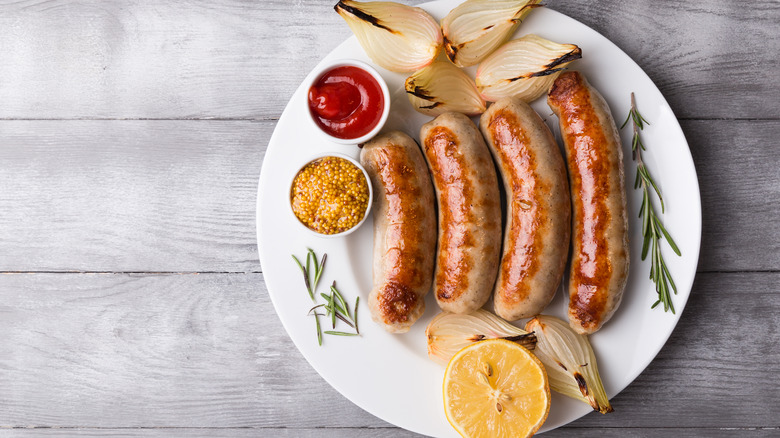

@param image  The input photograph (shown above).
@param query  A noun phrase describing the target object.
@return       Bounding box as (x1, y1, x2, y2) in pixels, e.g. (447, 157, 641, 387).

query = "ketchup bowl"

(305, 59, 391, 145)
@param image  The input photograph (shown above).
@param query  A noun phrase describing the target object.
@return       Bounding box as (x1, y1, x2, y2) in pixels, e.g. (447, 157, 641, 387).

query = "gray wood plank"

(1, 119, 778, 273)
(0, 427, 777, 437)
(687, 120, 780, 272)
(0, 120, 264, 272)
(0, 272, 777, 430)
(0, 0, 776, 120)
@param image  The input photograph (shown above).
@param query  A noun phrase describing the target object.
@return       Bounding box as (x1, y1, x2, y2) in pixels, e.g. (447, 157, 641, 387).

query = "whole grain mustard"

(291, 156, 370, 235)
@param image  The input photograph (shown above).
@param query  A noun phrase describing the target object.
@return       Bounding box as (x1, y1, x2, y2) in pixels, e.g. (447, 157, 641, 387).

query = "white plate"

(257, 2, 701, 436)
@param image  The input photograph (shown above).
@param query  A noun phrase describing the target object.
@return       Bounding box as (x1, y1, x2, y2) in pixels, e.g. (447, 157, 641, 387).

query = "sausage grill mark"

(480, 97, 570, 322)
(488, 111, 545, 304)
(424, 127, 476, 302)
(375, 149, 429, 296)
(421, 113, 502, 315)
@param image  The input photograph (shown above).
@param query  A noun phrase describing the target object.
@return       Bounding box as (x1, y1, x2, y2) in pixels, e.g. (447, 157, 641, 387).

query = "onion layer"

(441, 0, 542, 67)
(476, 34, 582, 102)
(405, 61, 486, 117)
(525, 315, 613, 414)
(426, 309, 536, 366)
(335, 1, 442, 73)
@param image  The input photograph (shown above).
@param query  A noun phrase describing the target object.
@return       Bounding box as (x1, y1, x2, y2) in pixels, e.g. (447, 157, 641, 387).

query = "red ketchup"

(308, 65, 384, 140)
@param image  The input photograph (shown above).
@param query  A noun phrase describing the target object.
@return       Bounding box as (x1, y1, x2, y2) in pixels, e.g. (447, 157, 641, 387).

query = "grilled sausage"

(420, 112, 502, 314)
(479, 97, 571, 321)
(547, 71, 630, 334)
(360, 131, 436, 333)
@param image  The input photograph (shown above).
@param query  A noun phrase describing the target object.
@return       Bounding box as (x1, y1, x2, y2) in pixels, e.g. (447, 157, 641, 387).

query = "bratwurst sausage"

(479, 97, 571, 321)
(547, 71, 630, 334)
(360, 131, 436, 333)
(420, 112, 502, 314)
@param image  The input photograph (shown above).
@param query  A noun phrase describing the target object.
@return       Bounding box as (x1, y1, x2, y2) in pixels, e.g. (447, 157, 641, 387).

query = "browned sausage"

(420, 112, 502, 314)
(360, 131, 436, 333)
(547, 71, 630, 334)
(479, 97, 570, 321)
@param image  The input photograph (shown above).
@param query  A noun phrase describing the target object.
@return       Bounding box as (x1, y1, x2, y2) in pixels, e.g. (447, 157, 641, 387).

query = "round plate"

(257, 2, 701, 436)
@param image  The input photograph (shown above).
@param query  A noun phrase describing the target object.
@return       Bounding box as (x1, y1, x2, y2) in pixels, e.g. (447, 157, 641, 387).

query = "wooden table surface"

(1, 0, 778, 436)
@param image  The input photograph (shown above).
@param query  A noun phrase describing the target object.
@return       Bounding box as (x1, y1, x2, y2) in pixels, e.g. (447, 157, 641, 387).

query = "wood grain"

(0, 272, 777, 430)
(0, 120, 264, 273)
(1, 120, 777, 273)
(0, 0, 776, 120)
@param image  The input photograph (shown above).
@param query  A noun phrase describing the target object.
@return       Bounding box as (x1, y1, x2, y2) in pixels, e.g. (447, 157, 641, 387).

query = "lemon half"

(443, 339, 550, 438)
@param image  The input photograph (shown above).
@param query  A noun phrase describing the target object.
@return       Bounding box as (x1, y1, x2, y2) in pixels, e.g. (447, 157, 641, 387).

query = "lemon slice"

(443, 339, 550, 438)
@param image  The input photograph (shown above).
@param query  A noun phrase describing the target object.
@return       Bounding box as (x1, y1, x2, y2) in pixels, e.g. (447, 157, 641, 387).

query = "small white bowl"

(304, 59, 391, 145)
(289, 153, 373, 238)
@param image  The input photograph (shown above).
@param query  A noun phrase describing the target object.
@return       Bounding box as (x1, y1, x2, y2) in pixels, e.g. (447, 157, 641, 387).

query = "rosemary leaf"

(313, 253, 327, 292)
(331, 283, 352, 320)
(292, 254, 314, 301)
(320, 293, 349, 317)
(642, 190, 650, 236)
(329, 290, 336, 329)
(291, 254, 304, 272)
(324, 331, 360, 337)
(354, 296, 360, 334)
(641, 166, 664, 212)
(308, 248, 318, 275)
(313, 312, 323, 346)
(641, 231, 651, 260)
(661, 256, 678, 293)
(308, 304, 325, 314)
(657, 220, 682, 256)
(306, 251, 313, 287)
(621, 113, 631, 129)
(335, 313, 355, 328)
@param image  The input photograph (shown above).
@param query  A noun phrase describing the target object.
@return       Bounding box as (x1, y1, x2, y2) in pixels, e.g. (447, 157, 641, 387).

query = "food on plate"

(360, 131, 436, 333)
(443, 339, 550, 438)
(623, 93, 682, 313)
(477, 34, 581, 102)
(335, 0, 442, 73)
(525, 315, 613, 414)
(420, 113, 502, 314)
(308, 64, 385, 140)
(548, 71, 630, 334)
(290, 156, 370, 235)
(441, 0, 542, 67)
(405, 61, 486, 117)
(479, 97, 570, 321)
(425, 309, 536, 366)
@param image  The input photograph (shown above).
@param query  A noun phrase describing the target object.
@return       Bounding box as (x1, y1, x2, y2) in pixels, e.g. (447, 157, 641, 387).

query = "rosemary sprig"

(292, 249, 360, 345)
(622, 92, 682, 313)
